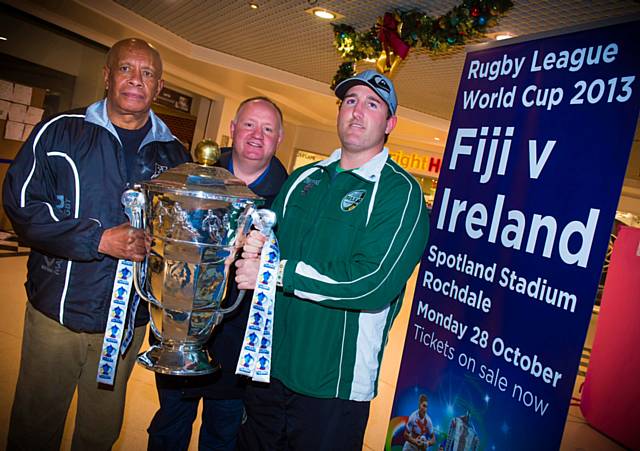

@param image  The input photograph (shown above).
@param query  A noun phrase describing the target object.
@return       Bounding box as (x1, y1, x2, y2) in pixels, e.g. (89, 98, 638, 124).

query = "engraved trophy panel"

(145, 191, 244, 344)
(123, 143, 264, 376)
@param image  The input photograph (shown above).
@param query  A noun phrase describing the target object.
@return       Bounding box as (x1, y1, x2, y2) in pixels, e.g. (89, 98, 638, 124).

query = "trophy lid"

(141, 162, 263, 203)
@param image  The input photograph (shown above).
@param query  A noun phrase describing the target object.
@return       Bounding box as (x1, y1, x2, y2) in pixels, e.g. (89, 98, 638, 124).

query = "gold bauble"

(192, 139, 221, 166)
(375, 52, 403, 79)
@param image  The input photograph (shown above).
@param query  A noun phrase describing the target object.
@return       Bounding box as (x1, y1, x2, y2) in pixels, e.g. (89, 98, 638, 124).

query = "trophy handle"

(219, 207, 277, 315)
(121, 189, 163, 309)
(219, 290, 246, 315)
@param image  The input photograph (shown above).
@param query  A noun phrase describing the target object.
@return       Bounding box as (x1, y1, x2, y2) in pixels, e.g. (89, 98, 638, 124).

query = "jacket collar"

(85, 99, 176, 148)
(314, 147, 389, 183)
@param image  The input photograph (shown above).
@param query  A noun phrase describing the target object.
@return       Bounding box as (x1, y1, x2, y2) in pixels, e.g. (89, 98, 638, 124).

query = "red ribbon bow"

(378, 12, 410, 66)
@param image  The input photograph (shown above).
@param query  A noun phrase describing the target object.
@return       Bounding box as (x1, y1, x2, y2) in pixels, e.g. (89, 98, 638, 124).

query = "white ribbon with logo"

(235, 230, 279, 383)
(97, 259, 134, 385)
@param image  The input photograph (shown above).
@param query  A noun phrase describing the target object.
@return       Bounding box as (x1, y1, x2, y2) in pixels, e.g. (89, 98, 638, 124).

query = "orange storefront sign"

(389, 149, 442, 176)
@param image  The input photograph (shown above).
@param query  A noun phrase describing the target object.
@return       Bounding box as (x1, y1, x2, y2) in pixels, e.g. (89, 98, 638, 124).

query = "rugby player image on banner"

(401, 394, 437, 450)
(386, 18, 640, 451)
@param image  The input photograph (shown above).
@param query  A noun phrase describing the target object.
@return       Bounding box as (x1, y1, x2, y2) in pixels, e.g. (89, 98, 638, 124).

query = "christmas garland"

(331, 0, 514, 89)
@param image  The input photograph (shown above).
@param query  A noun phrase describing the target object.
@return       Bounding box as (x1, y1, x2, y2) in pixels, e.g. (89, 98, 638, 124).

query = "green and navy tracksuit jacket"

(271, 148, 429, 401)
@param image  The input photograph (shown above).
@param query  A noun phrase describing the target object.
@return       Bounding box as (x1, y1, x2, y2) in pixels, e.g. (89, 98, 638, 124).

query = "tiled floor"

(0, 254, 628, 450)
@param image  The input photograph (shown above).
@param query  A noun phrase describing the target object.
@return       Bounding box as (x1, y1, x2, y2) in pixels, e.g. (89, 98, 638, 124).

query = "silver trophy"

(121, 141, 272, 375)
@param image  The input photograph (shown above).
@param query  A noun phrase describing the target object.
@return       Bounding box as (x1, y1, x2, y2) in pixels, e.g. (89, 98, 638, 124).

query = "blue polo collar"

(227, 155, 273, 190)
(85, 99, 176, 149)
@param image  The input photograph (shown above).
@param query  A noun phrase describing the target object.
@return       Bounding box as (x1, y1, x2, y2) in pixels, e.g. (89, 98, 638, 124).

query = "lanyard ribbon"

(98, 188, 147, 385)
(235, 230, 279, 383)
(97, 258, 135, 385)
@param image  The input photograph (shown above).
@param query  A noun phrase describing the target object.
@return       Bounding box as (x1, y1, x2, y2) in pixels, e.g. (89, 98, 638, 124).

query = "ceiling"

(3, 0, 639, 153)
(112, 0, 640, 120)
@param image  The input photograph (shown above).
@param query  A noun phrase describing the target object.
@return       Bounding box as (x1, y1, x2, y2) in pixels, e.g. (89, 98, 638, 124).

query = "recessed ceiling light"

(434, 137, 441, 142)
(0, 36, 7, 41)
(485, 32, 516, 42)
(249, 2, 259, 9)
(495, 33, 514, 41)
(314, 9, 335, 19)
(305, 7, 344, 20)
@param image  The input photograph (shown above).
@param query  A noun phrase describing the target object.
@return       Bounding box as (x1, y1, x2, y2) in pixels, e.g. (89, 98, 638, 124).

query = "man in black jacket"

(147, 97, 288, 451)
(3, 38, 189, 451)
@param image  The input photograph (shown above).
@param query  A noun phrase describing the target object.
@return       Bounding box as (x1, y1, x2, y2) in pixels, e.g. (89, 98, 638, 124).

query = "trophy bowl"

(122, 162, 263, 375)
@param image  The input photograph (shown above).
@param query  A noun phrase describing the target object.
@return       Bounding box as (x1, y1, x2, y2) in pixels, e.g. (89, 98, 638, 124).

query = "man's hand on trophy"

(235, 230, 267, 290)
(240, 230, 267, 260)
(99, 222, 151, 261)
(235, 258, 261, 290)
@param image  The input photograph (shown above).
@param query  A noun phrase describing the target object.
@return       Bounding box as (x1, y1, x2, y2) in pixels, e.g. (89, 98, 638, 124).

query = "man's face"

(419, 401, 428, 416)
(104, 43, 163, 124)
(231, 100, 283, 166)
(337, 84, 396, 154)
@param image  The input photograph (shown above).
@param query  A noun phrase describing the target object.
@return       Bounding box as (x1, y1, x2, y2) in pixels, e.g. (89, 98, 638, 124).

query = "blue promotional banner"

(387, 20, 640, 451)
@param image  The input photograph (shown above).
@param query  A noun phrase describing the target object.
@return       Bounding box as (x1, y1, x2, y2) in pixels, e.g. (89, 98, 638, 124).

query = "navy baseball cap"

(334, 70, 398, 115)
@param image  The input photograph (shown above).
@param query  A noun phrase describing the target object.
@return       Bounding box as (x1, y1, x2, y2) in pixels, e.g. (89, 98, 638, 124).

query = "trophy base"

(137, 344, 221, 376)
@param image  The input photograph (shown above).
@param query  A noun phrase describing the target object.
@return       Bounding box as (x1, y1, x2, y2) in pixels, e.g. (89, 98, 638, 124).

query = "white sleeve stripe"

(282, 167, 321, 217)
(366, 176, 380, 226)
(89, 218, 102, 227)
(47, 152, 80, 218)
(295, 262, 339, 284)
(43, 202, 59, 222)
(295, 164, 414, 287)
(20, 114, 85, 208)
(46, 151, 81, 326)
(293, 288, 334, 301)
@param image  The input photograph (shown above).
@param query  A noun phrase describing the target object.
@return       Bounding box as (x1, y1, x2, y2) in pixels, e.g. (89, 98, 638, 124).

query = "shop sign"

(389, 149, 442, 176)
(155, 87, 192, 113)
(292, 149, 326, 170)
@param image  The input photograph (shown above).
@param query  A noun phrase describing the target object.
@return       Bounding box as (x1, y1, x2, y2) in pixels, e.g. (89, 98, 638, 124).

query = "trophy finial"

(192, 139, 221, 166)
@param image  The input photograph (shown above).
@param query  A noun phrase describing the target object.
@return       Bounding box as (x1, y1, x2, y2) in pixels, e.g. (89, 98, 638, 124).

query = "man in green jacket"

(236, 70, 430, 450)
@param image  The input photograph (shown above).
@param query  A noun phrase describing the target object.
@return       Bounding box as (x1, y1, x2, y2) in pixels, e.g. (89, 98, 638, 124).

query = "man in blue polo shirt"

(147, 97, 288, 451)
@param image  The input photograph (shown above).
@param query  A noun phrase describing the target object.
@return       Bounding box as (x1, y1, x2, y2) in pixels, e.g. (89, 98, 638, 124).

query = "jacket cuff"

(92, 225, 106, 261)
(281, 259, 297, 294)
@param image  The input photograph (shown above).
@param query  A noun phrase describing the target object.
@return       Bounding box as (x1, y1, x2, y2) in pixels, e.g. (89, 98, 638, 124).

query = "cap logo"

(370, 75, 391, 94)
